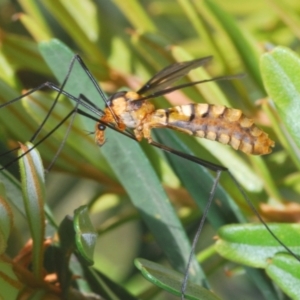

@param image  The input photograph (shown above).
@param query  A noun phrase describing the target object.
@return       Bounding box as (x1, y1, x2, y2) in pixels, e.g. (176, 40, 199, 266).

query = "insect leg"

(229, 172, 300, 262)
(181, 170, 222, 300)
(77, 94, 137, 146)
(46, 94, 81, 171)
(149, 136, 300, 299)
(1, 107, 78, 170)
(0, 81, 105, 163)
(0, 81, 70, 160)
(1, 55, 82, 145)
(149, 140, 227, 172)
(66, 55, 119, 124)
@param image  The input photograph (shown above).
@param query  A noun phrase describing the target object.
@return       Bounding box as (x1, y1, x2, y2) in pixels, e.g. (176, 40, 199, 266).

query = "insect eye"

(98, 124, 106, 131)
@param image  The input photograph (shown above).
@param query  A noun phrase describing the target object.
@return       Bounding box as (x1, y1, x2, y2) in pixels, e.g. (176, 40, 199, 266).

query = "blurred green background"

(0, 0, 300, 299)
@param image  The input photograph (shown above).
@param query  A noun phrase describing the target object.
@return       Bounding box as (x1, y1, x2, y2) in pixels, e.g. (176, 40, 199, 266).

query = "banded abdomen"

(150, 104, 274, 155)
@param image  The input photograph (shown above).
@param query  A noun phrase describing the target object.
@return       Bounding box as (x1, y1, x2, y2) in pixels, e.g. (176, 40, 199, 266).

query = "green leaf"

(101, 128, 205, 281)
(1, 35, 50, 77)
(154, 131, 283, 299)
(59, 0, 99, 42)
(57, 216, 75, 294)
(111, 0, 157, 32)
(18, 142, 45, 279)
(25, 289, 47, 300)
(18, 0, 52, 38)
(18, 14, 51, 41)
(0, 50, 18, 87)
(78, 266, 139, 300)
(0, 184, 13, 254)
(2, 3, 300, 300)
(0, 260, 23, 300)
(215, 223, 300, 268)
(135, 258, 221, 300)
(38, 39, 204, 283)
(203, 0, 264, 91)
(170, 46, 233, 107)
(42, 0, 104, 61)
(266, 254, 300, 300)
(0, 158, 41, 219)
(261, 46, 300, 152)
(155, 130, 246, 227)
(74, 205, 97, 266)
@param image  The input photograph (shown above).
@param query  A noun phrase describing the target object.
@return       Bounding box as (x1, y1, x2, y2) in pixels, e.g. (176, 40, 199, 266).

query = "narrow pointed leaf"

(74, 205, 97, 266)
(18, 142, 45, 279)
(135, 258, 221, 300)
(203, 0, 264, 91)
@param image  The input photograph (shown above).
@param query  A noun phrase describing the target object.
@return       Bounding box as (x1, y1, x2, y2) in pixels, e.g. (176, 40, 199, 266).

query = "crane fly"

(95, 57, 274, 155)
(0, 52, 298, 300)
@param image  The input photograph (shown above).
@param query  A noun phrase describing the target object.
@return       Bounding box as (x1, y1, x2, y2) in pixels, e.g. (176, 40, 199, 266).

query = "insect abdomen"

(154, 104, 275, 155)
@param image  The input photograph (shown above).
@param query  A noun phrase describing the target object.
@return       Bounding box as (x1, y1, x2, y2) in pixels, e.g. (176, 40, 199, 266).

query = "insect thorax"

(108, 91, 155, 129)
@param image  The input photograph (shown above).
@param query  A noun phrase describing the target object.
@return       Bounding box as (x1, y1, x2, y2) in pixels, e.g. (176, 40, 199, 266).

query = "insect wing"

(137, 56, 212, 95)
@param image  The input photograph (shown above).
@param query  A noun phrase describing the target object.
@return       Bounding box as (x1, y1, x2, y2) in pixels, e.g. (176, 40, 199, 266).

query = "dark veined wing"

(137, 56, 213, 95)
(134, 73, 244, 104)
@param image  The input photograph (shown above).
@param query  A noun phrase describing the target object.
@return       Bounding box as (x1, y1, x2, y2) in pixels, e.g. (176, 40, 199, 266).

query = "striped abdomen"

(151, 104, 274, 155)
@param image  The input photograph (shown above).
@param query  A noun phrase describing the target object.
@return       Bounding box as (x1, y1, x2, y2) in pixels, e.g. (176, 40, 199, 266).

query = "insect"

(0, 46, 298, 300)
(95, 57, 274, 155)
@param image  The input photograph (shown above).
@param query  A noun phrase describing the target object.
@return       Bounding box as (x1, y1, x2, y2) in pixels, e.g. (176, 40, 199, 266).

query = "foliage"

(0, 0, 300, 299)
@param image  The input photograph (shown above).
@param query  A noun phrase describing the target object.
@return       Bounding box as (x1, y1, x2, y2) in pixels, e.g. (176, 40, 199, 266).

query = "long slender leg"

(181, 170, 222, 300)
(30, 54, 118, 140)
(0, 108, 77, 170)
(0, 82, 104, 161)
(46, 95, 80, 172)
(66, 55, 119, 124)
(2, 56, 299, 299)
(0, 54, 112, 165)
(149, 140, 227, 172)
(229, 172, 300, 261)
(0, 82, 69, 159)
(4, 60, 106, 168)
(0, 82, 101, 113)
(1, 55, 82, 145)
(148, 138, 300, 299)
